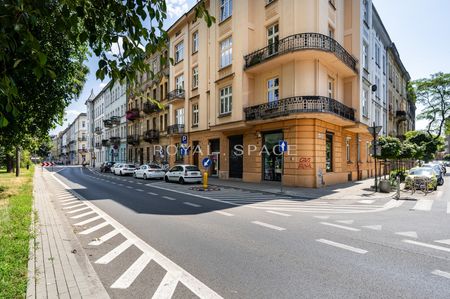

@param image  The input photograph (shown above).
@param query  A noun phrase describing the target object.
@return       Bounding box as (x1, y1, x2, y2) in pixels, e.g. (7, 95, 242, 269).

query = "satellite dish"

(371, 85, 377, 92)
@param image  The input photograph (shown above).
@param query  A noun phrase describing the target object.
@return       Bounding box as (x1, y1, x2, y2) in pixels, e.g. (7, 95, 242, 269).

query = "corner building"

(165, 0, 392, 187)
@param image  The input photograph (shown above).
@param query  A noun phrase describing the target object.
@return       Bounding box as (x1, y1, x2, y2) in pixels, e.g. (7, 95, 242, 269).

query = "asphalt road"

(49, 166, 450, 298)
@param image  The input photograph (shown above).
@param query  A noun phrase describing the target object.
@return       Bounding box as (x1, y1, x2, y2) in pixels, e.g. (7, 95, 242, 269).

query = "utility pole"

(15, 147, 20, 177)
(368, 122, 382, 192)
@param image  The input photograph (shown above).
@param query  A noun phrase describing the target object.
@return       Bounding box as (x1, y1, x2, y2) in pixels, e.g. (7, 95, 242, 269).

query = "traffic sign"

(42, 162, 54, 167)
(202, 157, 212, 168)
(181, 135, 188, 144)
(180, 146, 189, 156)
(279, 140, 288, 152)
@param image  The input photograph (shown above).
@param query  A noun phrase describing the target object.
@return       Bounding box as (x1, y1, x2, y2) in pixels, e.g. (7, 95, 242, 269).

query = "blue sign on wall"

(181, 135, 188, 144)
(279, 140, 288, 152)
(202, 157, 212, 168)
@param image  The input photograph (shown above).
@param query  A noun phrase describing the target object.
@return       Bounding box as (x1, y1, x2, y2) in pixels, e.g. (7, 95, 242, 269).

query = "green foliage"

(390, 169, 408, 182)
(444, 154, 450, 161)
(405, 131, 445, 162)
(399, 140, 420, 160)
(413, 72, 450, 139)
(376, 136, 402, 160)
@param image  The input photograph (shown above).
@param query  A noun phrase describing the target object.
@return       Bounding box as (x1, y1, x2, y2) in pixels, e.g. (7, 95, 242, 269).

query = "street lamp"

(368, 122, 382, 192)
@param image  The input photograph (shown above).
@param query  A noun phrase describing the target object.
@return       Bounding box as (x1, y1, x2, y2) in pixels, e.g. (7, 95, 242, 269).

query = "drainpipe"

(356, 133, 360, 180)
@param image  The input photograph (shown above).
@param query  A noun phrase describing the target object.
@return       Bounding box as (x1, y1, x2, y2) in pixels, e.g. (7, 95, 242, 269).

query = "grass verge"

(0, 167, 34, 299)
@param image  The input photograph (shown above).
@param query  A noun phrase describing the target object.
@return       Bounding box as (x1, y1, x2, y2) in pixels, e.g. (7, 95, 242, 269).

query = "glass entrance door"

(263, 132, 283, 181)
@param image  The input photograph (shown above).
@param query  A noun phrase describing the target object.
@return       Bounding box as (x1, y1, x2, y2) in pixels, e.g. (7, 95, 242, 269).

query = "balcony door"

(267, 23, 279, 56)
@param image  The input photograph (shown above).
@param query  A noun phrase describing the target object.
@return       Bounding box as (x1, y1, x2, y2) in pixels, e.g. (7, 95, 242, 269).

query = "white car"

(110, 163, 120, 174)
(164, 164, 202, 184)
(134, 164, 165, 180)
(114, 164, 136, 176)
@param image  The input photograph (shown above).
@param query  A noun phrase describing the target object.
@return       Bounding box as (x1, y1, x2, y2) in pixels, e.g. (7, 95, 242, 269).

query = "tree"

(405, 131, 445, 162)
(444, 154, 450, 161)
(375, 136, 402, 178)
(413, 73, 450, 140)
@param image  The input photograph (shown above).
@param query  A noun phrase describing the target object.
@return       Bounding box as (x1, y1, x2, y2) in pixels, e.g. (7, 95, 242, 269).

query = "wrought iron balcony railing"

(127, 135, 140, 145)
(143, 129, 160, 142)
(110, 116, 121, 125)
(244, 96, 355, 122)
(126, 108, 140, 121)
(167, 89, 185, 101)
(396, 110, 407, 121)
(101, 139, 110, 147)
(143, 102, 160, 114)
(103, 119, 112, 128)
(167, 124, 185, 135)
(95, 143, 102, 149)
(94, 127, 102, 135)
(244, 32, 357, 73)
(109, 137, 121, 145)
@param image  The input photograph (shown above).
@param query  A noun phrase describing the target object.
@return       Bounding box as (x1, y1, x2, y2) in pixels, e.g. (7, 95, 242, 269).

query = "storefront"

(262, 131, 283, 181)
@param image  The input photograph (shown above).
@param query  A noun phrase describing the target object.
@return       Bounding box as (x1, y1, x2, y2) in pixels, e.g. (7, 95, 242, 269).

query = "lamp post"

(368, 122, 382, 192)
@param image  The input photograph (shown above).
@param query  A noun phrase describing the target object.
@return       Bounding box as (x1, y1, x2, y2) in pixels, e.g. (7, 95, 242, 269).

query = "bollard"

(396, 176, 400, 200)
(203, 171, 208, 190)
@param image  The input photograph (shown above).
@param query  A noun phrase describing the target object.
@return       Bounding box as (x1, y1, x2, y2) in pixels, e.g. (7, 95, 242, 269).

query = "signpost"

(368, 122, 382, 192)
(202, 157, 212, 190)
(181, 135, 188, 144)
(279, 140, 288, 193)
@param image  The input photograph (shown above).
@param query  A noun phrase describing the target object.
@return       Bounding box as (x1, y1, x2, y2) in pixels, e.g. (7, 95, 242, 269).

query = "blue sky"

(51, 0, 450, 135)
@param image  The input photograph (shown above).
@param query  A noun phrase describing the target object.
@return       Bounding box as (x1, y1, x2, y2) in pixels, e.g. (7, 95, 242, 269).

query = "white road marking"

(266, 210, 291, 217)
(147, 192, 158, 196)
(214, 211, 234, 217)
(135, 189, 144, 192)
(58, 196, 74, 200)
(362, 225, 382, 231)
(89, 230, 120, 246)
(70, 210, 96, 219)
(51, 173, 224, 298)
(151, 271, 181, 299)
(66, 206, 91, 214)
(316, 239, 368, 254)
(136, 182, 143, 185)
(432, 270, 450, 280)
(447, 201, 450, 214)
(435, 239, 450, 245)
(79, 221, 109, 235)
(403, 239, 450, 253)
(395, 231, 418, 238)
(74, 215, 102, 226)
(336, 220, 354, 224)
(62, 203, 85, 210)
(118, 184, 124, 186)
(184, 202, 201, 208)
(314, 216, 330, 219)
(126, 186, 133, 189)
(61, 200, 79, 205)
(251, 221, 286, 231)
(95, 239, 134, 264)
(358, 200, 375, 204)
(61, 198, 77, 203)
(111, 253, 153, 289)
(412, 199, 433, 211)
(163, 196, 176, 201)
(320, 222, 360, 231)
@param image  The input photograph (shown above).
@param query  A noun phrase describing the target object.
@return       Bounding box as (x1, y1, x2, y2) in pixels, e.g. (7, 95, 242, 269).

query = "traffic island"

(189, 186, 221, 192)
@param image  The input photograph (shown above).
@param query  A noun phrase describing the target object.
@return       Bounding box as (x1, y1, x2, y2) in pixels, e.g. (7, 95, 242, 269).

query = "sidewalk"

(208, 177, 395, 200)
(27, 169, 109, 298)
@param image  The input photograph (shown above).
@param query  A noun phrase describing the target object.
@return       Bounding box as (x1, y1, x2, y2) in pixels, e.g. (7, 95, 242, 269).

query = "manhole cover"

(189, 186, 221, 191)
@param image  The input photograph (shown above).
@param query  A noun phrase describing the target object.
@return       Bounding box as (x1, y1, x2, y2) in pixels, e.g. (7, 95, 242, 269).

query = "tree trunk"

(6, 154, 14, 173)
(15, 147, 20, 177)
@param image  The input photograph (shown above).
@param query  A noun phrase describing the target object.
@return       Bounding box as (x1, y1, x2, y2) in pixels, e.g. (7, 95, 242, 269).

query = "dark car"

(100, 161, 115, 173)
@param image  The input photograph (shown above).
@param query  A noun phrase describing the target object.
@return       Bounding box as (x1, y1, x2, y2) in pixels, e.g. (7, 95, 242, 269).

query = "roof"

(166, 0, 205, 34)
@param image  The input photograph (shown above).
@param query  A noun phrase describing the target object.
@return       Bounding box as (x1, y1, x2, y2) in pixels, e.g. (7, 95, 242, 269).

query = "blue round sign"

(202, 157, 212, 168)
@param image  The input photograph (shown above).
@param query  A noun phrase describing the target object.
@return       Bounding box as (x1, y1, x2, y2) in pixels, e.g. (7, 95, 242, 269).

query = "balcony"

(127, 135, 140, 146)
(101, 139, 110, 147)
(244, 33, 358, 75)
(78, 136, 87, 141)
(95, 143, 102, 149)
(78, 148, 88, 154)
(396, 110, 407, 121)
(143, 129, 160, 142)
(69, 140, 76, 144)
(126, 108, 140, 121)
(110, 116, 121, 125)
(244, 96, 355, 123)
(103, 119, 112, 128)
(109, 136, 121, 145)
(167, 89, 185, 102)
(94, 127, 102, 135)
(143, 102, 160, 114)
(167, 124, 185, 135)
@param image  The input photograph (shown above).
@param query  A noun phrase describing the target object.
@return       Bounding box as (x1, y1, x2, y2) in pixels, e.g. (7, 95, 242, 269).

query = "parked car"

(405, 167, 438, 190)
(164, 164, 202, 184)
(114, 164, 136, 176)
(110, 163, 120, 174)
(134, 164, 165, 180)
(422, 163, 444, 185)
(100, 161, 115, 173)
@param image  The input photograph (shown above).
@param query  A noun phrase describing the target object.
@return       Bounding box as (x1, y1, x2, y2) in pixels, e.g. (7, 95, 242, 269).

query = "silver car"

(164, 164, 202, 184)
(134, 164, 165, 180)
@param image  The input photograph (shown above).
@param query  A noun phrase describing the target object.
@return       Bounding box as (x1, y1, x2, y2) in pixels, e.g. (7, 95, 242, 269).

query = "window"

(366, 141, 370, 162)
(220, 36, 232, 68)
(152, 58, 159, 73)
(382, 55, 386, 74)
(82, 121, 85, 128)
(328, 77, 335, 98)
(175, 74, 184, 90)
(375, 76, 380, 98)
(220, 86, 232, 115)
(192, 31, 199, 53)
(346, 137, 351, 162)
(363, 42, 369, 70)
(267, 23, 279, 55)
(192, 66, 198, 89)
(175, 41, 184, 63)
(363, 0, 369, 24)
(192, 103, 199, 126)
(267, 77, 279, 102)
(175, 108, 184, 125)
(220, 0, 232, 21)
(357, 139, 361, 162)
(375, 44, 380, 67)
(328, 25, 335, 39)
(326, 133, 333, 172)
(382, 84, 386, 104)
(362, 89, 369, 117)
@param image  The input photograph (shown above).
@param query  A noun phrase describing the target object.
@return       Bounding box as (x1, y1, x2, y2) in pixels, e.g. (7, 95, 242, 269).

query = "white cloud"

(166, 0, 190, 19)
(65, 109, 82, 117)
(108, 37, 124, 56)
(99, 82, 107, 89)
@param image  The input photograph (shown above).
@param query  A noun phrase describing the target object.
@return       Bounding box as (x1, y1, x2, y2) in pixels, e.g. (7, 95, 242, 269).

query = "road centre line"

(316, 239, 368, 254)
(163, 196, 176, 201)
(184, 202, 201, 207)
(402, 239, 450, 253)
(214, 211, 234, 216)
(147, 192, 158, 196)
(135, 189, 144, 192)
(320, 222, 360, 231)
(266, 210, 291, 217)
(251, 221, 286, 231)
(432, 270, 450, 280)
